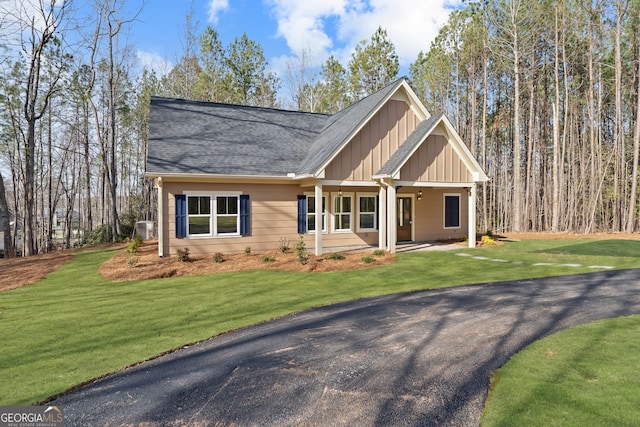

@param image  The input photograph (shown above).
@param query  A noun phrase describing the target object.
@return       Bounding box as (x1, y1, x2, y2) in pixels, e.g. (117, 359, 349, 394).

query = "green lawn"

(482, 315, 640, 426)
(0, 238, 639, 407)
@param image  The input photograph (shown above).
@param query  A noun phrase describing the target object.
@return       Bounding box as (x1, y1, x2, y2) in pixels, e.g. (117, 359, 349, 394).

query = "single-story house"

(146, 78, 488, 257)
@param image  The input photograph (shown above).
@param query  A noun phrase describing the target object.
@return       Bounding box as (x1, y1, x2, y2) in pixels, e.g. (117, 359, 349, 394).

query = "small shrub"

(481, 235, 496, 245)
(244, 246, 251, 256)
(262, 255, 276, 263)
(278, 237, 290, 253)
(126, 235, 143, 256)
(361, 255, 375, 264)
(212, 252, 224, 263)
(372, 249, 385, 256)
(125, 236, 143, 267)
(296, 234, 308, 264)
(176, 247, 190, 262)
(486, 229, 494, 237)
(328, 252, 345, 260)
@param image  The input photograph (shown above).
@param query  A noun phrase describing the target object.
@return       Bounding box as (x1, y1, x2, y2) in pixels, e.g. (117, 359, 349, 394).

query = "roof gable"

(375, 114, 488, 183)
(296, 78, 429, 177)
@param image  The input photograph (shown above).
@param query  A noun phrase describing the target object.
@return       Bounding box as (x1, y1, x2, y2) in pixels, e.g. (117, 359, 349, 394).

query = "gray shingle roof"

(147, 98, 329, 176)
(375, 113, 443, 177)
(147, 78, 413, 178)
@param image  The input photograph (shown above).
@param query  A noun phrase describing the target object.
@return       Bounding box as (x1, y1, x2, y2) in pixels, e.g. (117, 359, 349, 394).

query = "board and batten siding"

(400, 134, 473, 183)
(324, 100, 421, 181)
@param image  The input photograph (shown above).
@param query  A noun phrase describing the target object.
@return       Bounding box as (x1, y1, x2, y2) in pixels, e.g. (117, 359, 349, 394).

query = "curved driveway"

(53, 269, 640, 426)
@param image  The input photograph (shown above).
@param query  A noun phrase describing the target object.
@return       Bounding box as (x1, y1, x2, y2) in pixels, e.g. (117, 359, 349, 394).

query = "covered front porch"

(305, 180, 478, 256)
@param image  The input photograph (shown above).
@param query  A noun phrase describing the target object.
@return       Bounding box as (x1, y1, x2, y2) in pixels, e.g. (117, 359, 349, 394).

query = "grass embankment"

(0, 238, 639, 407)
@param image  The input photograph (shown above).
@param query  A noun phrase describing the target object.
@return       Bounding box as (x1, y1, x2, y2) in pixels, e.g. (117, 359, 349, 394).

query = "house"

(0, 208, 19, 255)
(52, 209, 82, 243)
(146, 78, 488, 257)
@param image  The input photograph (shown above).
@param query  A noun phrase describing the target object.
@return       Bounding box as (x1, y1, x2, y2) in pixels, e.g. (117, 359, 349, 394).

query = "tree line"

(1, 0, 639, 257)
(410, 0, 640, 234)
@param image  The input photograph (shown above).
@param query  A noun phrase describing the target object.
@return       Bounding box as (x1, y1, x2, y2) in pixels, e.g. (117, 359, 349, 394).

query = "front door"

(397, 197, 412, 242)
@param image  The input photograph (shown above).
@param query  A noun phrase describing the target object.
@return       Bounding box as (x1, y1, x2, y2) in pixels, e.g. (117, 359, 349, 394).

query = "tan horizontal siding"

(161, 182, 385, 256)
(413, 188, 468, 241)
(164, 182, 302, 256)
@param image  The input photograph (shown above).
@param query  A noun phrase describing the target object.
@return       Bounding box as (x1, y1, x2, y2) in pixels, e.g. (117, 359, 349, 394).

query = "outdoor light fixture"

(417, 189, 423, 201)
(339, 188, 343, 197)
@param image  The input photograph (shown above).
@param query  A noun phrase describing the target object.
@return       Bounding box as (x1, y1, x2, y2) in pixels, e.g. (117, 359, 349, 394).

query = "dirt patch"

(99, 240, 396, 282)
(0, 251, 75, 291)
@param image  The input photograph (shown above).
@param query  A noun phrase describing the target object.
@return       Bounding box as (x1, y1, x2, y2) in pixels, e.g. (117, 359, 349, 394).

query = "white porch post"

(315, 183, 323, 256)
(387, 181, 397, 253)
(156, 177, 164, 257)
(468, 183, 477, 248)
(378, 185, 386, 250)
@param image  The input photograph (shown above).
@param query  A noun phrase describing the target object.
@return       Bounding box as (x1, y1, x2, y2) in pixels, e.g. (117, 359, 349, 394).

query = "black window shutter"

(297, 195, 307, 233)
(240, 195, 250, 235)
(175, 194, 186, 238)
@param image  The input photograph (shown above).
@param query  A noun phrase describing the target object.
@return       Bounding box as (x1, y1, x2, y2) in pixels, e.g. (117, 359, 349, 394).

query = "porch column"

(156, 177, 164, 257)
(387, 181, 397, 253)
(378, 185, 386, 250)
(468, 183, 477, 248)
(315, 183, 323, 256)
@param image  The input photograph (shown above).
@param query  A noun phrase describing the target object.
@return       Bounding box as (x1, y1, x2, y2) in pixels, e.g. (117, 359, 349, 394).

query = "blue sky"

(0, 0, 462, 95)
(131, 0, 463, 79)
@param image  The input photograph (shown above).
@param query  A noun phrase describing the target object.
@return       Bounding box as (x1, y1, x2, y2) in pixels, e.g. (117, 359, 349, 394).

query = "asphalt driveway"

(52, 269, 640, 426)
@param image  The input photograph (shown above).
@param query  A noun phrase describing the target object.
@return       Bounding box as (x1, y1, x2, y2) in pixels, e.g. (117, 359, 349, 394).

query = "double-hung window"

(216, 196, 239, 235)
(357, 194, 377, 231)
(307, 195, 327, 233)
(188, 196, 211, 236)
(178, 193, 248, 238)
(333, 193, 352, 231)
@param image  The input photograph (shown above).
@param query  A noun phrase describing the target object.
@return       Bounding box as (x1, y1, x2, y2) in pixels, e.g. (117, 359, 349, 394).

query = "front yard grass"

(0, 238, 639, 407)
(482, 315, 640, 426)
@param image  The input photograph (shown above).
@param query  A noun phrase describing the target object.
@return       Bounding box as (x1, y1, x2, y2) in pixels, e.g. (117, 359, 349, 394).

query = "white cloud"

(207, 0, 229, 24)
(340, 0, 462, 65)
(265, 0, 347, 64)
(136, 50, 173, 77)
(266, 0, 461, 69)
